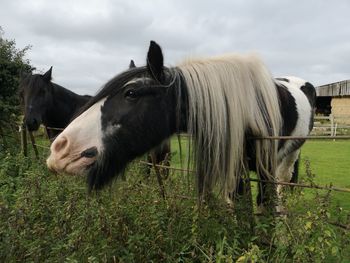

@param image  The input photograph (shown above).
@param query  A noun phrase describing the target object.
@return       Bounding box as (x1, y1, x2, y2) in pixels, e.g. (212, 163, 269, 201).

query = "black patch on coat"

(300, 82, 317, 132)
(275, 82, 298, 150)
(300, 82, 316, 108)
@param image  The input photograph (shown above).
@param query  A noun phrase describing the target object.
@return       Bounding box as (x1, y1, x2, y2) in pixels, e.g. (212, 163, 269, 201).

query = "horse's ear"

(43, 66, 53, 82)
(146, 41, 164, 82)
(19, 69, 30, 79)
(129, 60, 136, 69)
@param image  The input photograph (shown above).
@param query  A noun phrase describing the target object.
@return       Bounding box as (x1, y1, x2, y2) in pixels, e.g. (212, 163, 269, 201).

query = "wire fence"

(313, 115, 350, 136)
(14, 123, 350, 194)
(139, 161, 350, 194)
(2, 122, 349, 230)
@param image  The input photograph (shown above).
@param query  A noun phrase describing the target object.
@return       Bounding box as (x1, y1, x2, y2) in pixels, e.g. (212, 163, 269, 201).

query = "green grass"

(170, 137, 350, 212)
(300, 140, 350, 211)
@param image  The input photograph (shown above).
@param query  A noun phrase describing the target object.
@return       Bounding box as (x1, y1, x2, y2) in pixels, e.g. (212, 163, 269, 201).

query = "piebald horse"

(47, 41, 316, 210)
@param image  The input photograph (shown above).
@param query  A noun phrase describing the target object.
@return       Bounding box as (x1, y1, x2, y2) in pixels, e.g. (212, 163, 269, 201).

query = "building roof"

(316, 80, 350, 97)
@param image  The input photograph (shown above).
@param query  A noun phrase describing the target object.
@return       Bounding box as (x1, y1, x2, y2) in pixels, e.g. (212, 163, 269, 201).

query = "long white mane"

(177, 54, 282, 198)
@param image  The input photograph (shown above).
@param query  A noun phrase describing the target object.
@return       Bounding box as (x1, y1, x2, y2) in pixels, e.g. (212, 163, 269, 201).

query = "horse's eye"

(124, 89, 138, 100)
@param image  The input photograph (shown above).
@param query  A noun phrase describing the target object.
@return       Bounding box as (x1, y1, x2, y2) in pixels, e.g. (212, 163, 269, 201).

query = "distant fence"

(312, 115, 350, 136)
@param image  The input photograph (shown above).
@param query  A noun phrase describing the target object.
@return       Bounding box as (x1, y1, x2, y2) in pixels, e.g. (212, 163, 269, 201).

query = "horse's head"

(19, 67, 54, 131)
(47, 42, 180, 189)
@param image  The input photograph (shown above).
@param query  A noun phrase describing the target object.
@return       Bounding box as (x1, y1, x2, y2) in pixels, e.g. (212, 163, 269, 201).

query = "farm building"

(316, 79, 350, 124)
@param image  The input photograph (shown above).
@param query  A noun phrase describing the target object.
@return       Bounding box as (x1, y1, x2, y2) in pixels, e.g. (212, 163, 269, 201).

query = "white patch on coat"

(104, 123, 122, 137)
(123, 77, 152, 87)
(276, 76, 312, 160)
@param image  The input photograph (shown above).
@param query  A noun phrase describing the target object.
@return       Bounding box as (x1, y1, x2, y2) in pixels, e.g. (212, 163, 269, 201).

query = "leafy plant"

(0, 139, 349, 262)
(0, 28, 33, 151)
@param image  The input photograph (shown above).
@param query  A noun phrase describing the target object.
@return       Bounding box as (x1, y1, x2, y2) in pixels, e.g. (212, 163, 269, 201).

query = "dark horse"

(47, 41, 316, 210)
(19, 67, 91, 139)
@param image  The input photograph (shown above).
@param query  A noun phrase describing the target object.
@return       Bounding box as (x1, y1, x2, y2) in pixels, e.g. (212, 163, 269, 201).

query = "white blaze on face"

(46, 98, 106, 175)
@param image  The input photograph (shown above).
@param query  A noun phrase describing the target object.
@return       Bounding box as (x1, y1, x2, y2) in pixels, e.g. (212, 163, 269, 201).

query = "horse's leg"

(289, 152, 300, 192)
(159, 139, 171, 178)
(45, 127, 52, 141)
(256, 178, 265, 211)
(148, 139, 171, 177)
(275, 150, 300, 212)
(145, 144, 161, 176)
(150, 151, 166, 199)
(256, 170, 277, 214)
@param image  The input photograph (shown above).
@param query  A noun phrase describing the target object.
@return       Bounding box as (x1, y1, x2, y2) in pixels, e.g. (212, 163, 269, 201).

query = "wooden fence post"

(28, 131, 40, 159)
(20, 124, 28, 157)
(330, 114, 334, 136)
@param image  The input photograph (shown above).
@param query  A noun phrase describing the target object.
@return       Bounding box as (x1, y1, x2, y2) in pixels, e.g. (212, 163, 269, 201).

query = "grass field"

(300, 140, 350, 211)
(0, 134, 349, 262)
(170, 137, 350, 211)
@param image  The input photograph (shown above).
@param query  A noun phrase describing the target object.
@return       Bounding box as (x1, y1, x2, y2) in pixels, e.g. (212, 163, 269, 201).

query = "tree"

(0, 28, 33, 150)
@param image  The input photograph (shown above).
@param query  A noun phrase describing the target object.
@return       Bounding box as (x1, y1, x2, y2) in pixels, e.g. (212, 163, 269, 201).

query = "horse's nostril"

(81, 147, 98, 158)
(54, 137, 68, 153)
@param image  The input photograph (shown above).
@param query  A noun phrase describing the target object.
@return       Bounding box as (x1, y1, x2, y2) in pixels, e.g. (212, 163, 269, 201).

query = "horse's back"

(276, 76, 316, 107)
(276, 76, 315, 133)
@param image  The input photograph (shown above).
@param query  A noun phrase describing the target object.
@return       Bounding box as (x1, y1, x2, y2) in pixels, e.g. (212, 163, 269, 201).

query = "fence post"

(20, 123, 28, 157)
(28, 131, 40, 159)
(330, 114, 334, 136)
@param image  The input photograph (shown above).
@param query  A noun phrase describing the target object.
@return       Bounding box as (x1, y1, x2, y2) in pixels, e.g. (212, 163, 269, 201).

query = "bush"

(0, 28, 33, 152)
(0, 151, 349, 262)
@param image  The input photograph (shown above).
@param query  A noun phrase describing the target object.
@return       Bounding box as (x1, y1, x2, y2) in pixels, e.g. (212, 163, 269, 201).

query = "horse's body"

(19, 67, 91, 139)
(47, 42, 315, 209)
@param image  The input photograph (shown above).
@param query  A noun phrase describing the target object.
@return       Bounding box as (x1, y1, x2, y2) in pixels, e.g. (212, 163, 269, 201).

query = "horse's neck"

(44, 84, 89, 128)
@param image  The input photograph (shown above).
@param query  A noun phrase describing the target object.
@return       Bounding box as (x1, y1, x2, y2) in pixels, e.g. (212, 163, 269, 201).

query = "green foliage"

(300, 140, 350, 211)
(0, 148, 349, 262)
(269, 190, 347, 262)
(0, 28, 32, 150)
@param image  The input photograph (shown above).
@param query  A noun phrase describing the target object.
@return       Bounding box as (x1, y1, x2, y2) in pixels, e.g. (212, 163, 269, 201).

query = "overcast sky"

(1, 0, 349, 95)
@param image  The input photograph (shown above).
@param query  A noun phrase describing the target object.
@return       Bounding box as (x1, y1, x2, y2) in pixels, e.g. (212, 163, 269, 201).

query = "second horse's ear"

(19, 69, 30, 80)
(129, 60, 136, 69)
(146, 41, 164, 82)
(43, 66, 53, 82)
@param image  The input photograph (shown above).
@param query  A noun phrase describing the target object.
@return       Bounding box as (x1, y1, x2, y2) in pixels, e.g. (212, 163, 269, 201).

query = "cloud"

(1, 0, 350, 95)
